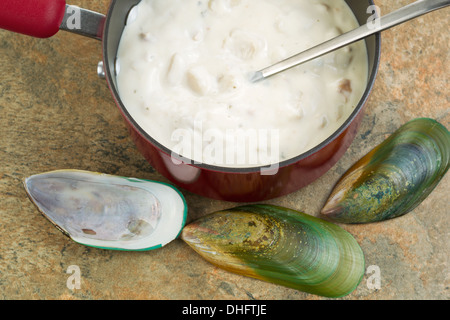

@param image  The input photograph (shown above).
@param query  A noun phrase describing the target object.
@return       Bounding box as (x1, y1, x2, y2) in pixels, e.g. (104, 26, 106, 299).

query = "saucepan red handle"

(0, 0, 66, 38)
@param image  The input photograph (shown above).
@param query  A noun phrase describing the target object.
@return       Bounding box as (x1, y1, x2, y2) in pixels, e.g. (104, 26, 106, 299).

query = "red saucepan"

(0, 0, 381, 202)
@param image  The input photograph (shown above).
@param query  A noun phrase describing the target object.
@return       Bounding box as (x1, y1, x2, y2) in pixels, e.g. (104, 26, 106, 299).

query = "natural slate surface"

(0, 0, 448, 300)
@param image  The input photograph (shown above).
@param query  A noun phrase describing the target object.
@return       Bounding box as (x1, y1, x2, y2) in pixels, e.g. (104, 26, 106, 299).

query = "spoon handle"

(253, 0, 450, 81)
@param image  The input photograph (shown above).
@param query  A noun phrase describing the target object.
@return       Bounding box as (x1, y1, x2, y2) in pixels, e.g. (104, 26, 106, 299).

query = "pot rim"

(103, 0, 381, 174)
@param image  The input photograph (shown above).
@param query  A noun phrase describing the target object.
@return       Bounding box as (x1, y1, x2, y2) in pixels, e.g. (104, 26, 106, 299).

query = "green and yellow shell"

(181, 204, 365, 298)
(321, 118, 450, 223)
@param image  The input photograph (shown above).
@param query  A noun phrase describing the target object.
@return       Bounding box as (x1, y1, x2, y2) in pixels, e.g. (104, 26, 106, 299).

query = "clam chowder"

(116, 0, 368, 167)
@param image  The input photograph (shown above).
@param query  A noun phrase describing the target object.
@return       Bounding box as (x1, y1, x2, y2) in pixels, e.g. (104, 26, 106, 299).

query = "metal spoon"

(250, 0, 450, 82)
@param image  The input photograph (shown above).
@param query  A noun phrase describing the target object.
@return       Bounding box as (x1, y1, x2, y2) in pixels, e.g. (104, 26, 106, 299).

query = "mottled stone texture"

(0, 0, 448, 300)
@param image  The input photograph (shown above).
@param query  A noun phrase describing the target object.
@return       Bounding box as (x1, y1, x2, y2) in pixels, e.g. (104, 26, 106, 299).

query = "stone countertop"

(0, 0, 448, 300)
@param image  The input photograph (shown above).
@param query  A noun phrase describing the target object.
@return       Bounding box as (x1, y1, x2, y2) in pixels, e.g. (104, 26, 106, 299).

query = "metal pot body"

(102, 0, 381, 202)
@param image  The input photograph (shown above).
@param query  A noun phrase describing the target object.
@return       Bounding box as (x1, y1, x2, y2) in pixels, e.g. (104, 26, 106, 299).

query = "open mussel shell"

(322, 118, 450, 223)
(181, 204, 365, 298)
(24, 170, 187, 251)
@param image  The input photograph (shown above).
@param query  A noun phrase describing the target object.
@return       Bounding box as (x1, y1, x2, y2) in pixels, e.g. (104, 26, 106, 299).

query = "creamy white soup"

(116, 0, 368, 167)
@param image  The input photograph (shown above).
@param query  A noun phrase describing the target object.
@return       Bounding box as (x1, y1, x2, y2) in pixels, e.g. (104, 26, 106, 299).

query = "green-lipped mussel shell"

(322, 118, 450, 223)
(24, 170, 187, 251)
(181, 204, 365, 298)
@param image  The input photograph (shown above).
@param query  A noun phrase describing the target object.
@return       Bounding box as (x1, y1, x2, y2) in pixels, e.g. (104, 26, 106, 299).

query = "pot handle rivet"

(97, 61, 105, 79)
